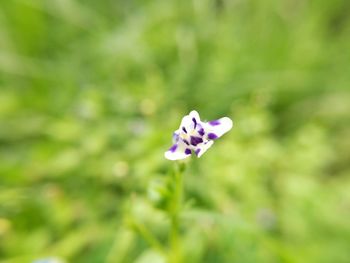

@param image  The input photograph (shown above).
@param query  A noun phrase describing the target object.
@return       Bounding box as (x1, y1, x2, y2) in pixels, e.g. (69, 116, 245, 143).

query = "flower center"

(180, 125, 207, 147)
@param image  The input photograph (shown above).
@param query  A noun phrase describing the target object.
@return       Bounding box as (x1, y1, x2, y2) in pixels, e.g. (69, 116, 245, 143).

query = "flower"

(164, 110, 233, 160)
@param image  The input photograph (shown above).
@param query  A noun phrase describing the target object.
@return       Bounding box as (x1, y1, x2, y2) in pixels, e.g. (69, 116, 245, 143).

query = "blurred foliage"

(0, 0, 350, 262)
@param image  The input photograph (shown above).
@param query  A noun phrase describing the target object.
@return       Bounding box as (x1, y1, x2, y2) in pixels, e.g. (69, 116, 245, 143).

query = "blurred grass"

(0, 0, 350, 262)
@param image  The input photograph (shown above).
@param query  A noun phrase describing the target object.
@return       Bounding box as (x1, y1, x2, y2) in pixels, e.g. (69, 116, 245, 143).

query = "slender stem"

(169, 162, 185, 263)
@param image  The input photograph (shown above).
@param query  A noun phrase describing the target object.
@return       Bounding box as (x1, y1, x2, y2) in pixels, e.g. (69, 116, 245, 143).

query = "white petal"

(205, 117, 233, 138)
(179, 110, 201, 131)
(188, 110, 201, 122)
(164, 141, 191, 161)
(196, 140, 214, 158)
(179, 115, 192, 131)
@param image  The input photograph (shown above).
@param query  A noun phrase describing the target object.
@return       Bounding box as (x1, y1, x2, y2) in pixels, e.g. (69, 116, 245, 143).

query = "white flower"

(164, 110, 233, 160)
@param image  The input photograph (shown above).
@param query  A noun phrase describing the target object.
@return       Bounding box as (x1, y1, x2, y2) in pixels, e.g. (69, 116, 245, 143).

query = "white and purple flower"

(164, 110, 233, 160)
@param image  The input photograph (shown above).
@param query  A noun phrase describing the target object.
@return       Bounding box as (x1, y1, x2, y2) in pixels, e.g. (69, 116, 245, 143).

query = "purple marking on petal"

(190, 136, 203, 146)
(185, 148, 191, 155)
(195, 148, 201, 156)
(208, 133, 218, 140)
(182, 127, 187, 133)
(169, 144, 177, 152)
(192, 118, 197, 129)
(198, 128, 205, 136)
(183, 139, 190, 145)
(173, 132, 179, 142)
(209, 120, 221, 126)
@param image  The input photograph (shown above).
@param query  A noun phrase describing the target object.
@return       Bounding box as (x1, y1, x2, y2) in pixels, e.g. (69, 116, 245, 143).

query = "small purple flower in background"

(165, 110, 233, 160)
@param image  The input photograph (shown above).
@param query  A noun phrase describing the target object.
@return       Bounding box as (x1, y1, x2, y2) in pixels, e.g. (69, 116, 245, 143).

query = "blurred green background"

(1, 0, 350, 262)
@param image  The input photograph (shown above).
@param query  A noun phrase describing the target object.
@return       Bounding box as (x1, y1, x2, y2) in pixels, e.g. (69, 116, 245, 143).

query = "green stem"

(169, 162, 185, 263)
